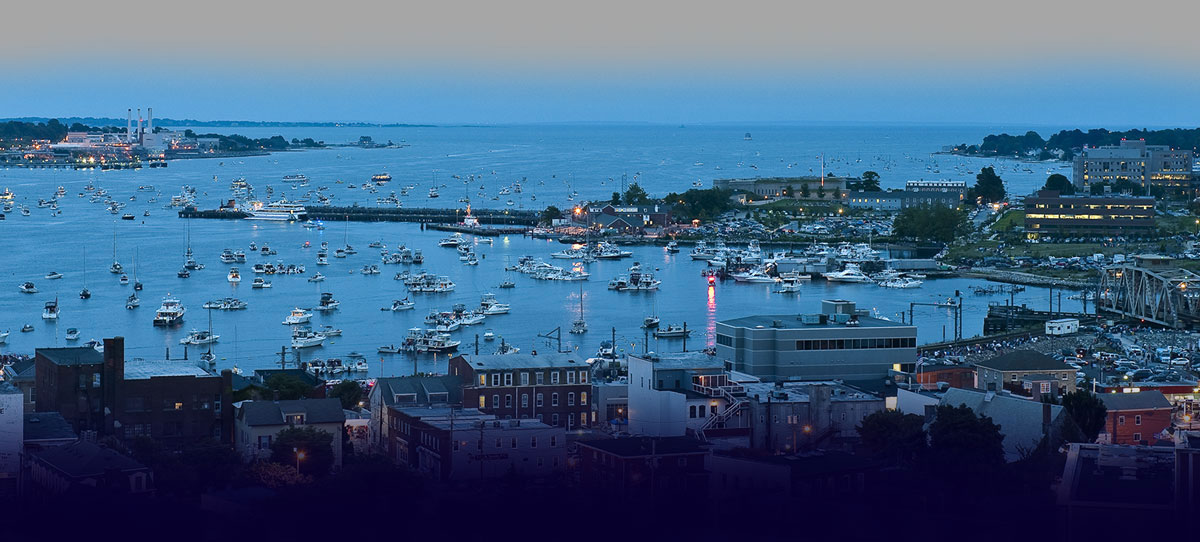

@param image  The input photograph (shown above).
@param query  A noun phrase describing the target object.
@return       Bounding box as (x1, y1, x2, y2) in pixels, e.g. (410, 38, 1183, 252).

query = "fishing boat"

(180, 329, 219, 345)
(42, 298, 59, 320)
(282, 308, 313, 325)
(228, 267, 242, 283)
(18, 282, 37, 294)
(654, 324, 692, 338)
(65, 328, 80, 341)
(291, 328, 326, 348)
(45, 271, 63, 280)
(125, 294, 140, 309)
(152, 297, 185, 327)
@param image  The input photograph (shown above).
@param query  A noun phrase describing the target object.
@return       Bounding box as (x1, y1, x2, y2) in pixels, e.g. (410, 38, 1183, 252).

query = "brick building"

(576, 436, 709, 496)
(1099, 391, 1174, 445)
(368, 374, 463, 457)
(35, 337, 233, 445)
(449, 353, 592, 429)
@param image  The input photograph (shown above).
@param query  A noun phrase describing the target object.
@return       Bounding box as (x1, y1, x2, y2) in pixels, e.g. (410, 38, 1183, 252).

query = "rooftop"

(940, 388, 1066, 462)
(123, 359, 213, 380)
(630, 351, 723, 370)
(1099, 390, 1173, 411)
(396, 406, 493, 423)
(237, 399, 346, 426)
(455, 353, 586, 371)
(36, 347, 103, 367)
(32, 441, 147, 479)
(577, 436, 708, 457)
(719, 314, 911, 331)
(2, 359, 35, 382)
(375, 375, 463, 407)
(24, 412, 78, 442)
(975, 350, 1072, 372)
(741, 381, 881, 403)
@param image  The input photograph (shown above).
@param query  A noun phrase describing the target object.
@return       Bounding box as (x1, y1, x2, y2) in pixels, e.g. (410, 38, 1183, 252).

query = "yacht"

(18, 282, 36, 294)
(282, 308, 313, 325)
(731, 269, 777, 283)
(228, 267, 242, 283)
(384, 299, 415, 311)
(316, 292, 340, 312)
(45, 271, 63, 280)
(824, 263, 872, 283)
(251, 277, 272, 289)
(65, 328, 80, 341)
(438, 233, 463, 247)
(291, 328, 326, 348)
(180, 329, 219, 345)
(479, 293, 510, 315)
(654, 325, 692, 338)
(42, 299, 59, 320)
(125, 294, 140, 309)
(246, 201, 307, 221)
(308, 272, 326, 282)
(152, 297, 185, 327)
(643, 315, 660, 328)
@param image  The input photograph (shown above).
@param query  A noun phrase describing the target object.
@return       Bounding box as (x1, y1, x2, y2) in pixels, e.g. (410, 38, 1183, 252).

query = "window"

(492, 394, 500, 408)
(689, 405, 697, 418)
(1135, 415, 1142, 426)
(531, 436, 537, 448)
(521, 372, 530, 386)
(491, 373, 500, 386)
(536, 372, 544, 385)
(698, 405, 706, 417)
(567, 371, 576, 384)
(257, 435, 272, 449)
(550, 435, 557, 447)
(504, 373, 513, 386)
(511, 438, 517, 449)
(27, 387, 35, 403)
(522, 394, 529, 408)
(551, 372, 560, 384)
(286, 414, 305, 425)
(580, 371, 588, 383)
(1040, 382, 1051, 394)
(505, 394, 512, 408)
(581, 391, 588, 405)
(1133, 433, 1142, 442)
(568, 392, 575, 406)
(92, 373, 101, 388)
(536, 393, 544, 407)
(581, 412, 587, 426)
(552, 413, 560, 426)
(479, 374, 487, 386)
(479, 396, 486, 408)
(1118, 416, 1126, 426)
(552, 393, 559, 406)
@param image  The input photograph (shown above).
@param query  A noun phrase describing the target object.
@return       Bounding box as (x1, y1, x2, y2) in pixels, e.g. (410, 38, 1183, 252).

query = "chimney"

(136, 108, 143, 145)
(126, 109, 132, 143)
(147, 107, 152, 135)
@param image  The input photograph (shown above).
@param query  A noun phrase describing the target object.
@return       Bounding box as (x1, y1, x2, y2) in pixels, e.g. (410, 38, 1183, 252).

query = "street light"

(294, 447, 306, 473)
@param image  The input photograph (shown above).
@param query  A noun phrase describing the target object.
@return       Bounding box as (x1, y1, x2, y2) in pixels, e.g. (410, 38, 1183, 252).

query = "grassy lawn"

(991, 210, 1025, 232)
(1157, 214, 1200, 236)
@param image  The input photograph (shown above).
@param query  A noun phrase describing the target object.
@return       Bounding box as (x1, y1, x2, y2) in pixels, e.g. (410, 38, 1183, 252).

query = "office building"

(1023, 190, 1156, 239)
(715, 300, 917, 381)
(1072, 139, 1193, 196)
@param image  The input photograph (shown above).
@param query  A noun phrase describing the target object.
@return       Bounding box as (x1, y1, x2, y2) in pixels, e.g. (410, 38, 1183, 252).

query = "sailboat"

(183, 219, 203, 270)
(133, 248, 143, 291)
(199, 309, 217, 366)
(569, 283, 587, 334)
(79, 245, 91, 299)
(643, 296, 659, 328)
(109, 225, 123, 274)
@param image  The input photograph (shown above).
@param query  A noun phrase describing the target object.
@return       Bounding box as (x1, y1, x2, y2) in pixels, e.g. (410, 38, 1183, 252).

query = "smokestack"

(126, 109, 132, 143)
(147, 107, 153, 135)
(137, 108, 143, 146)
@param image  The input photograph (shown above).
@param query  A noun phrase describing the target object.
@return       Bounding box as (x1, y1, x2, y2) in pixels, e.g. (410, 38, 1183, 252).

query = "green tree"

(271, 426, 336, 475)
(266, 373, 311, 400)
(540, 205, 562, 225)
(610, 192, 621, 205)
(926, 404, 1006, 478)
(622, 183, 650, 205)
(857, 410, 927, 467)
(968, 166, 1006, 203)
(1043, 173, 1074, 195)
(816, 186, 826, 199)
(781, 185, 794, 198)
(892, 205, 968, 243)
(329, 380, 364, 410)
(861, 171, 881, 192)
(1061, 390, 1107, 442)
(800, 183, 810, 198)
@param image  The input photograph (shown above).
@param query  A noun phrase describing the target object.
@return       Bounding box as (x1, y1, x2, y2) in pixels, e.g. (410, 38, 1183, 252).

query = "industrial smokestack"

(147, 107, 153, 135)
(136, 108, 143, 146)
(127, 109, 132, 143)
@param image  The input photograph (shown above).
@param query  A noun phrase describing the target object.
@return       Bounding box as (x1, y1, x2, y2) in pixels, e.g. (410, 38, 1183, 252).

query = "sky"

(5, 0, 1200, 125)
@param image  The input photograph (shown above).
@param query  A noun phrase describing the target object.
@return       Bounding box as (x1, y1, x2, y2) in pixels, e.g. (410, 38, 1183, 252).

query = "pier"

(179, 205, 540, 226)
(982, 303, 1101, 334)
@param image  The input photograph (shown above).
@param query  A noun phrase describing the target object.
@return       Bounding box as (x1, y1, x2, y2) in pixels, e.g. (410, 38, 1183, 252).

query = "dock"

(179, 205, 539, 226)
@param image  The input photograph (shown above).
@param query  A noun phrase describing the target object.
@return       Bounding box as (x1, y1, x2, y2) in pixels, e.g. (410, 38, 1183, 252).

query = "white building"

(627, 352, 750, 437)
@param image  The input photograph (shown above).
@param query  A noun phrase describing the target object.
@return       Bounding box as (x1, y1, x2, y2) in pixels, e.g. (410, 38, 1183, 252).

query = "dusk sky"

(6, 0, 1200, 125)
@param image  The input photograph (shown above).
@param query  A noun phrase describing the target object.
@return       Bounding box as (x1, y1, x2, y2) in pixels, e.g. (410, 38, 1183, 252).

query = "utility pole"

(278, 346, 288, 369)
(682, 322, 688, 352)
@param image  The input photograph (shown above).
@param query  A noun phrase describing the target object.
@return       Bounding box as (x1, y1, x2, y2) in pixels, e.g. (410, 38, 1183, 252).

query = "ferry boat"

(153, 297, 185, 327)
(291, 328, 326, 348)
(180, 329, 219, 345)
(245, 201, 307, 221)
(228, 267, 242, 283)
(42, 299, 59, 320)
(824, 263, 872, 283)
(282, 308, 312, 325)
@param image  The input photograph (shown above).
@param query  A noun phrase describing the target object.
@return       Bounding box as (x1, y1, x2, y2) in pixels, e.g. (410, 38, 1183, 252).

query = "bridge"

(1098, 255, 1200, 329)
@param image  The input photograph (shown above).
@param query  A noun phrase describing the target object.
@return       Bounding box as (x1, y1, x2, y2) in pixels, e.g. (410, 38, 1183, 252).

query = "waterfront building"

(846, 189, 961, 211)
(234, 398, 346, 468)
(715, 300, 917, 382)
(449, 353, 592, 430)
(34, 337, 233, 445)
(385, 406, 565, 481)
(1022, 190, 1156, 239)
(712, 176, 851, 201)
(741, 380, 884, 453)
(1098, 391, 1173, 446)
(1072, 140, 1193, 196)
(626, 351, 745, 437)
(905, 179, 967, 195)
(581, 204, 672, 232)
(973, 350, 1077, 396)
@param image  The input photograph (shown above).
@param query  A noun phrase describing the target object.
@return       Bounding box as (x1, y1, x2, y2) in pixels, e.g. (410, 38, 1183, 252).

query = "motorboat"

(608, 263, 661, 291)
(291, 328, 326, 348)
(402, 328, 460, 353)
(731, 269, 776, 283)
(318, 325, 342, 337)
(19, 282, 37, 294)
(42, 299, 59, 320)
(282, 308, 313, 325)
(180, 329, 219, 345)
(383, 299, 415, 311)
(119, 274, 130, 285)
(643, 316, 660, 328)
(45, 271, 63, 280)
(125, 294, 140, 309)
(879, 277, 923, 289)
(378, 344, 400, 354)
(498, 280, 515, 289)
(79, 288, 91, 299)
(0, 330, 7, 343)
(483, 329, 495, 341)
(152, 297, 185, 327)
(654, 325, 692, 338)
(316, 292, 340, 312)
(308, 272, 325, 282)
(65, 328, 80, 341)
(251, 277, 272, 289)
(666, 241, 679, 253)
(824, 263, 872, 283)
(228, 267, 242, 283)
(438, 233, 463, 247)
(361, 265, 381, 275)
(21, 324, 34, 333)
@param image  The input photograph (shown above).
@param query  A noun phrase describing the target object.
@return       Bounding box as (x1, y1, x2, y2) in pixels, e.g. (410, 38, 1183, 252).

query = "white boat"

(318, 325, 342, 336)
(228, 267, 242, 283)
(880, 277, 923, 289)
(42, 299, 59, 320)
(65, 328, 79, 341)
(308, 272, 325, 282)
(251, 278, 272, 289)
(282, 308, 313, 325)
(18, 282, 37, 294)
(654, 325, 692, 338)
(643, 316, 660, 328)
(180, 329, 219, 345)
(125, 294, 140, 309)
(479, 293, 510, 314)
(45, 271, 63, 280)
(361, 265, 381, 275)
(731, 269, 777, 283)
(153, 297, 185, 327)
(483, 329, 495, 341)
(824, 263, 872, 283)
(378, 344, 400, 354)
(438, 233, 463, 247)
(384, 299, 415, 311)
(316, 292, 340, 312)
(246, 201, 307, 221)
(291, 328, 326, 348)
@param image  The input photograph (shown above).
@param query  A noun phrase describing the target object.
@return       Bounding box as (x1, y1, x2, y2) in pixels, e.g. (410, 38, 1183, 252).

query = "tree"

(1043, 173, 1074, 195)
(1061, 390, 1107, 442)
(329, 380, 364, 410)
(799, 183, 810, 198)
(861, 171, 881, 192)
(610, 192, 621, 205)
(969, 166, 1006, 203)
(540, 205, 562, 225)
(781, 185, 794, 198)
(892, 205, 968, 243)
(271, 426, 336, 475)
(816, 186, 826, 199)
(266, 374, 311, 400)
(857, 410, 927, 467)
(622, 183, 650, 205)
(926, 404, 1006, 477)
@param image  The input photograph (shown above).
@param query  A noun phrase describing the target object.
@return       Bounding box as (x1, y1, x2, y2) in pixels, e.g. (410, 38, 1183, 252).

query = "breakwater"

(179, 205, 540, 225)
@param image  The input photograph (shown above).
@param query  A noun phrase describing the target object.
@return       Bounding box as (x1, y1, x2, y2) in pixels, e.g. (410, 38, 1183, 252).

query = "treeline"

(953, 127, 1200, 159)
(0, 119, 120, 147)
(662, 187, 736, 221)
(180, 130, 324, 152)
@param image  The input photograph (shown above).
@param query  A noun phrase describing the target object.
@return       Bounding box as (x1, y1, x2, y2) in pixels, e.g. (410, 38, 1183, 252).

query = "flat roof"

(741, 381, 881, 403)
(630, 351, 723, 370)
(719, 314, 912, 331)
(36, 347, 103, 367)
(123, 359, 213, 380)
(456, 353, 586, 371)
